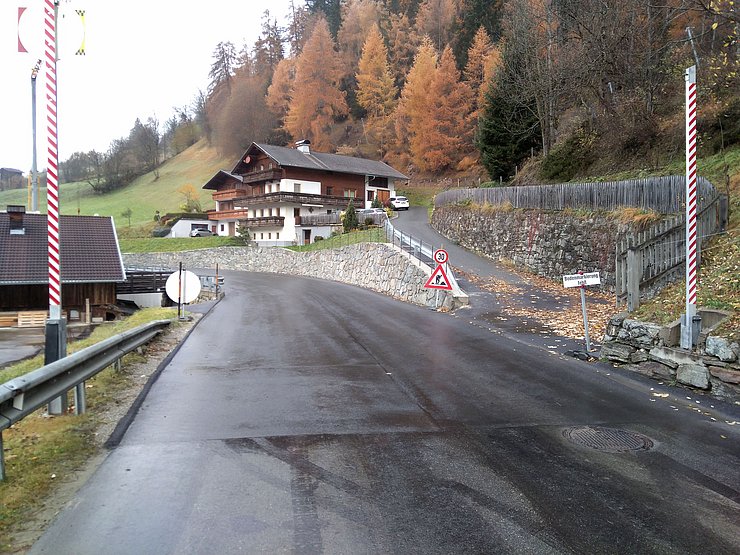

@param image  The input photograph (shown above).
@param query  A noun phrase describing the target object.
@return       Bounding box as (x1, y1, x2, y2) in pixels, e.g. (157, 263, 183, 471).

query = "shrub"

(151, 226, 171, 237)
(541, 128, 596, 181)
(314, 235, 324, 241)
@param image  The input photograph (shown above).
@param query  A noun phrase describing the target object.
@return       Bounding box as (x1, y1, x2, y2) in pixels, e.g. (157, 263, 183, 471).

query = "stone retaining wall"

(123, 243, 464, 310)
(600, 313, 740, 401)
(431, 205, 626, 290)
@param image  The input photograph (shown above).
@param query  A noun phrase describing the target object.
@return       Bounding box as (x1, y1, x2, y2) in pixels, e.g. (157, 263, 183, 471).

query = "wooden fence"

(434, 175, 716, 214)
(434, 175, 725, 311)
(615, 194, 723, 310)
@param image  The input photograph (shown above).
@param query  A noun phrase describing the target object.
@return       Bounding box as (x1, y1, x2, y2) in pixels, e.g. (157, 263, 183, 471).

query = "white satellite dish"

(165, 270, 201, 304)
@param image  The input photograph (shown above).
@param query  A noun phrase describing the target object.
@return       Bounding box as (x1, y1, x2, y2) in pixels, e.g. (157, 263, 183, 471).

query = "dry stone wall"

(601, 313, 740, 401)
(123, 243, 459, 310)
(431, 205, 626, 290)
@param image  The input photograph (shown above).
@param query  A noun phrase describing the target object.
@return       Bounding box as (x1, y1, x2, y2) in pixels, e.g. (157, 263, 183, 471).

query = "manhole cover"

(562, 426, 653, 453)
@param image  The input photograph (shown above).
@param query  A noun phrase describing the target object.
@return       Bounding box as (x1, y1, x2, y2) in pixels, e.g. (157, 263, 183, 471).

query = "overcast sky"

(1, 0, 294, 172)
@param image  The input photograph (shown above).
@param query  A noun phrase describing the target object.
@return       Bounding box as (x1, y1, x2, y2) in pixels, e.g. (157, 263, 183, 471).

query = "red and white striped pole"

(682, 65, 698, 349)
(44, 0, 61, 320)
(44, 0, 68, 415)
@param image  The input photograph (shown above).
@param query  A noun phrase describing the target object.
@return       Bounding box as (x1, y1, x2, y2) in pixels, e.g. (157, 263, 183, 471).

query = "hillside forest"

(58, 0, 739, 191)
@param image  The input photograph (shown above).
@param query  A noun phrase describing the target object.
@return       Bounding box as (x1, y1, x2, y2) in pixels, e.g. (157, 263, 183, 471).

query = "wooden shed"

(0, 206, 126, 326)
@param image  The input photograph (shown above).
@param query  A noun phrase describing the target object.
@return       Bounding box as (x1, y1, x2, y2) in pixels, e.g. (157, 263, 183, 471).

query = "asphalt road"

(30, 270, 739, 554)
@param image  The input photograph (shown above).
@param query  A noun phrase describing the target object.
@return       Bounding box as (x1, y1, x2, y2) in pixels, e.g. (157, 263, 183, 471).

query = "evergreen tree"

(343, 199, 359, 232)
(305, 0, 343, 38)
(476, 74, 539, 180)
(208, 41, 238, 94)
(451, 0, 503, 68)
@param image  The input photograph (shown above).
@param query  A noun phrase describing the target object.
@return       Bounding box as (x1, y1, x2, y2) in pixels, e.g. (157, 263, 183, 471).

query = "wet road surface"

(30, 271, 739, 554)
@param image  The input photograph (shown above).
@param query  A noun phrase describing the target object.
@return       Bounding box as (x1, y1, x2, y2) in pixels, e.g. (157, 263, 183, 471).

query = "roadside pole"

(44, 0, 67, 415)
(681, 65, 698, 350)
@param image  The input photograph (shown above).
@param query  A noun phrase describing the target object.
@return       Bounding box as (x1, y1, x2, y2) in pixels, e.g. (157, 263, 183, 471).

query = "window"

(367, 190, 374, 201)
(326, 186, 333, 196)
(344, 190, 356, 198)
(220, 224, 225, 232)
(294, 183, 301, 193)
(260, 164, 264, 171)
(276, 232, 279, 240)
(260, 233, 264, 239)
(268, 233, 272, 239)
(253, 233, 256, 239)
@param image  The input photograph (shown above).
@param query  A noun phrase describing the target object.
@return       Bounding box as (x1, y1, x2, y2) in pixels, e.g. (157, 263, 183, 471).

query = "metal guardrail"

(0, 319, 171, 480)
(383, 220, 461, 292)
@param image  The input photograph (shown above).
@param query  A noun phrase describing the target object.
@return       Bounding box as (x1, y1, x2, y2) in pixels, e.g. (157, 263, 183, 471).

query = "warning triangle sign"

(424, 265, 452, 290)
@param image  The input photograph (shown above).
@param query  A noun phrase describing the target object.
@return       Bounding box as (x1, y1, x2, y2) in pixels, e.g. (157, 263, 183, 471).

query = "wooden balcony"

(241, 168, 283, 185)
(233, 192, 356, 208)
(212, 188, 248, 201)
(241, 216, 285, 228)
(207, 208, 249, 221)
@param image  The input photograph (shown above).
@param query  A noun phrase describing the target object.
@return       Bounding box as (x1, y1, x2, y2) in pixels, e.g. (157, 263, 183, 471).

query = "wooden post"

(626, 240, 640, 312)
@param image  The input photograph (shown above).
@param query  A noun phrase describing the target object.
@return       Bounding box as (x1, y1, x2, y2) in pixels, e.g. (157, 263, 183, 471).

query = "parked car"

(389, 196, 409, 210)
(190, 228, 214, 237)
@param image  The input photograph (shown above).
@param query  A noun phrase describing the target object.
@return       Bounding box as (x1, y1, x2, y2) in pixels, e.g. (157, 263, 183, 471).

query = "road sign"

(425, 265, 452, 290)
(562, 272, 601, 288)
(165, 270, 202, 304)
(433, 249, 449, 265)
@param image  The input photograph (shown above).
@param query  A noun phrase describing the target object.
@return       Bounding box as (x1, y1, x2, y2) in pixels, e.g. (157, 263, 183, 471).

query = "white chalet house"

(203, 141, 409, 245)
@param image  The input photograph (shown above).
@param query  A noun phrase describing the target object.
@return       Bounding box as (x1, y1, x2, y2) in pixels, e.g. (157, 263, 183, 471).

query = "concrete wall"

(123, 243, 466, 310)
(431, 205, 627, 291)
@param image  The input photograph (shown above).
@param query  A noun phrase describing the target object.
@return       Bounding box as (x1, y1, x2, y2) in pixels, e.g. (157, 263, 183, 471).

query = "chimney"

(7, 205, 26, 235)
(295, 139, 311, 154)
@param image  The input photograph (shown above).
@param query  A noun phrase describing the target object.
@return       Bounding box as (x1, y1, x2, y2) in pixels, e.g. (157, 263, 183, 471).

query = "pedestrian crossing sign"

(424, 265, 452, 290)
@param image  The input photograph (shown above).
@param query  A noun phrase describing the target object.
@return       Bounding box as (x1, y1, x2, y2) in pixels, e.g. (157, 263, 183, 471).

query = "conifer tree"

(356, 24, 398, 156)
(419, 46, 475, 171)
(463, 26, 494, 118)
(284, 18, 348, 150)
(394, 37, 437, 167)
(343, 199, 359, 232)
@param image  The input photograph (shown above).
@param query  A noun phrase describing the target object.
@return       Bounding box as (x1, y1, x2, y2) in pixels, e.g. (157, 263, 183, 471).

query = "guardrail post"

(1, 432, 5, 481)
(74, 382, 86, 415)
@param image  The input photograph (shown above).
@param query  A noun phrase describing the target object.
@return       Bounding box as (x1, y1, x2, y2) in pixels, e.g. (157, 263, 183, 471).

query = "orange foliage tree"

(356, 24, 398, 156)
(284, 18, 348, 150)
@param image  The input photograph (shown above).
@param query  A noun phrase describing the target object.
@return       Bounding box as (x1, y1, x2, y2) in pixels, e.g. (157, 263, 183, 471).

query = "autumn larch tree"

(394, 36, 437, 168)
(419, 45, 475, 171)
(284, 17, 348, 151)
(356, 24, 398, 157)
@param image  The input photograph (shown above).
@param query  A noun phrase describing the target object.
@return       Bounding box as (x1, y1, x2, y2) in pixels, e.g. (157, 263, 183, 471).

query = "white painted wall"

(280, 179, 321, 195)
(168, 218, 214, 238)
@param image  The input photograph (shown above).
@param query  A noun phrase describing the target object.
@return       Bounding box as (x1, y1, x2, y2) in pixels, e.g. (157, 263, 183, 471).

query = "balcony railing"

(241, 168, 283, 185)
(207, 208, 249, 220)
(233, 191, 357, 208)
(241, 216, 285, 228)
(212, 188, 249, 201)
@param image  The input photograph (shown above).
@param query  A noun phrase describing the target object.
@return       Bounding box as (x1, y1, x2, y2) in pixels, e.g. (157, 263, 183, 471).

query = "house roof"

(0, 212, 126, 285)
(202, 170, 243, 191)
(231, 143, 409, 180)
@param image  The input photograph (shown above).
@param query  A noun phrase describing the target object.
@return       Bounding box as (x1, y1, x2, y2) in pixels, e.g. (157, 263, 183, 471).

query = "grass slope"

(0, 140, 229, 228)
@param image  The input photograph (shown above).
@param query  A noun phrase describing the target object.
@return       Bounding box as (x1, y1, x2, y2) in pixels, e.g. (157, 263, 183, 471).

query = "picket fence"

(434, 176, 725, 310)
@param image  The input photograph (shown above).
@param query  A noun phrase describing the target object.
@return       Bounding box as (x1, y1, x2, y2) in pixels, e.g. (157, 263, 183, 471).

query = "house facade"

(202, 141, 408, 245)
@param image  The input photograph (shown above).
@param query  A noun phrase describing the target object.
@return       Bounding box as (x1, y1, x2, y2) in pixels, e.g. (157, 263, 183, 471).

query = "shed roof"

(202, 170, 243, 191)
(0, 212, 126, 285)
(231, 143, 409, 180)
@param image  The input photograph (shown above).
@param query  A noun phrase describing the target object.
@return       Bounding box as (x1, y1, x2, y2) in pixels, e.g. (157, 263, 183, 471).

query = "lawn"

(0, 140, 228, 228)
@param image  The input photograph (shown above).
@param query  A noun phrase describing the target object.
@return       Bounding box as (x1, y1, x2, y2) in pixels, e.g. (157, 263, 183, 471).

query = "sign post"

(563, 271, 601, 352)
(681, 65, 698, 350)
(425, 249, 453, 309)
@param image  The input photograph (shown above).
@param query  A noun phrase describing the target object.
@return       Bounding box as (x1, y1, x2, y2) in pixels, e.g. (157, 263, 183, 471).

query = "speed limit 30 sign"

(433, 249, 449, 265)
